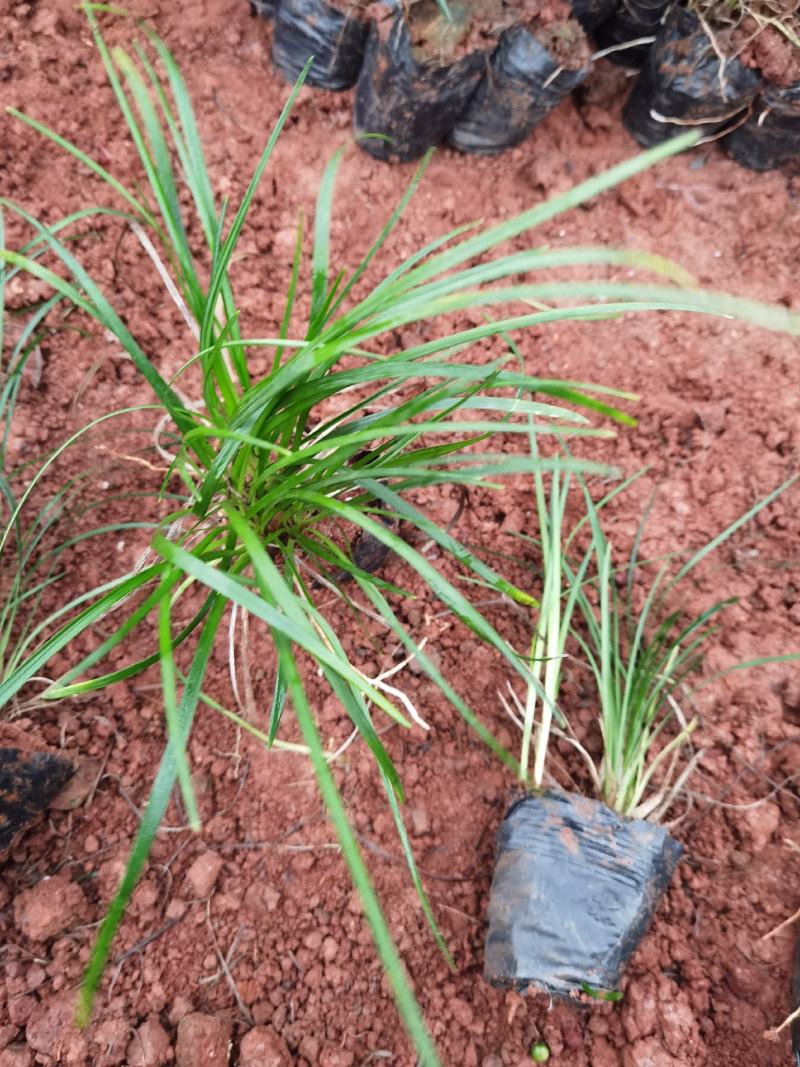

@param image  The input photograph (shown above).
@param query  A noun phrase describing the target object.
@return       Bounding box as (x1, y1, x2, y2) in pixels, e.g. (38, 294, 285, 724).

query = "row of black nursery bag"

(251, 0, 800, 171)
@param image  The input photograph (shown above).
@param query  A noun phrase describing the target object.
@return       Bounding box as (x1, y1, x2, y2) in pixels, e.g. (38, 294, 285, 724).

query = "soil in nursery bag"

(272, 0, 369, 90)
(725, 81, 800, 170)
(449, 6, 591, 155)
(354, 0, 509, 161)
(622, 5, 761, 146)
(593, 0, 669, 67)
(0, 725, 74, 852)
(484, 791, 683, 995)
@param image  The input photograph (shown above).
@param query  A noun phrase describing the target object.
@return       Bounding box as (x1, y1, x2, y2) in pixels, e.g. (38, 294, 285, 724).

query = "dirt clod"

(0, 1046, 34, 1067)
(238, 1026, 292, 1067)
(50, 757, 103, 811)
(126, 1017, 172, 1066)
(25, 991, 88, 1064)
(175, 1013, 232, 1067)
(622, 1037, 681, 1067)
(185, 852, 225, 897)
(13, 875, 85, 941)
(742, 803, 782, 851)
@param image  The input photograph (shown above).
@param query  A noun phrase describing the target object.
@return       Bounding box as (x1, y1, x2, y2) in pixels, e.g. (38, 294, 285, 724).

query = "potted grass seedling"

(623, 0, 765, 146)
(357, 0, 594, 160)
(3, 8, 800, 1062)
(486, 456, 799, 999)
(448, 1, 592, 156)
(725, 7, 800, 169)
(354, 0, 487, 160)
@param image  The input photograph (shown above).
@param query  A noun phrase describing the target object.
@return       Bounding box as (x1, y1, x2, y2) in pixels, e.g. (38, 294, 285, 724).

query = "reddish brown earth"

(1, 1, 800, 1065)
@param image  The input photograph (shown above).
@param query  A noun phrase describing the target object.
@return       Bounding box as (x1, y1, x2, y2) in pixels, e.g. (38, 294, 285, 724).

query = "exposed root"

(761, 905, 800, 941)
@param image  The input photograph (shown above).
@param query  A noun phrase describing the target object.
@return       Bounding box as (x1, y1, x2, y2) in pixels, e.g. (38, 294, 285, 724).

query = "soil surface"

(2, 2, 800, 1066)
(741, 22, 800, 87)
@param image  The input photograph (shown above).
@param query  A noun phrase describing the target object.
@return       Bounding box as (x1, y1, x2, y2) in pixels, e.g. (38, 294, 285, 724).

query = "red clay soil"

(1, 3, 800, 1065)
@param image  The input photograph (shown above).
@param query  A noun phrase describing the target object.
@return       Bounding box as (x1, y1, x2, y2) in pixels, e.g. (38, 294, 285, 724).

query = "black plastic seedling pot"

(272, 0, 369, 90)
(449, 24, 590, 155)
(622, 6, 761, 147)
(0, 747, 74, 851)
(725, 82, 800, 171)
(354, 6, 485, 162)
(484, 791, 682, 996)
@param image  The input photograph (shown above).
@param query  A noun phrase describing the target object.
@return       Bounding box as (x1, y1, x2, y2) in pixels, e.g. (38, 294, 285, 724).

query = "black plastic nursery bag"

(449, 24, 590, 155)
(725, 82, 800, 171)
(622, 6, 761, 146)
(484, 791, 682, 995)
(354, 6, 485, 162)
(250, 0, 279, 21)
(272, 0, 369, 90)
(593, 0, 669, 67)
(0, 748, 74, 851)
(569, 0, 616, 35)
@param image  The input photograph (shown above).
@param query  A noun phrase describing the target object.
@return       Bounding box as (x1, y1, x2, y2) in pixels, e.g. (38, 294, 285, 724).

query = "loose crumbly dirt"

(741, 21, 800, 86)
(1, 2, 800, 1065)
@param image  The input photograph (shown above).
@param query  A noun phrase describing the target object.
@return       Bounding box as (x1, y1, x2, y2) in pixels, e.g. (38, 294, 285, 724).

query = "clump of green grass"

(570, 471, 799, 820)
(501, 452, 799, 821)
(0, 249, 172, 708)
(2, 6, 800, 1062)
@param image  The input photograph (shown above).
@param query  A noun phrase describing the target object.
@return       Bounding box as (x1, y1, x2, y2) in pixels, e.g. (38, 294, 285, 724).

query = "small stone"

(175, 1013, 232, 1067)
(126, 1017, 172, 1066)
(165, 898, 187, 920)
(321, 937, 338, 962)
(409, 808, 430, 837)
(24, 965, 46, 991)
(243, 882, 280, 915)
(168, 996, 194, 1026)
(185, 852, 224, 897)
(449, 997, 473, 1028)
(50, 757, 102, 810)
(14, 875, 85, 941)
(743, 803, 781, 851)
(303, 930, 323, 951)
(250, 1003, 273, 1026)
(238, 1025, 291, 1067)
(84, 834, 100, 855)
